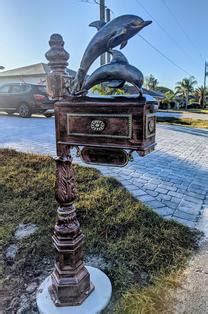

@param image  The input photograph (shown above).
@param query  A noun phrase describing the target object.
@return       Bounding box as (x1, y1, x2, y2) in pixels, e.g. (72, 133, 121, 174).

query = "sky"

(0, 0, 207, 89)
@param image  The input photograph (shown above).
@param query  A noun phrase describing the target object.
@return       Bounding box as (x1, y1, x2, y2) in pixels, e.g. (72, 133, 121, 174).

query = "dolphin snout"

(130, 19, 152, 30)
(143, 20, 152, 27)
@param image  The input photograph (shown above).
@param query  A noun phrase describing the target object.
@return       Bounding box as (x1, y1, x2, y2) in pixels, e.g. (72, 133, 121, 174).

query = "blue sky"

(0, 0, 207, 89)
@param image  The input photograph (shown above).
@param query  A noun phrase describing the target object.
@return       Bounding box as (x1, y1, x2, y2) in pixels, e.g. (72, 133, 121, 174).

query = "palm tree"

(144, 74, 159, 90)
(164, 90, 175, 103)
(194, 86, 207, 108)
(175, 76, 197, 110)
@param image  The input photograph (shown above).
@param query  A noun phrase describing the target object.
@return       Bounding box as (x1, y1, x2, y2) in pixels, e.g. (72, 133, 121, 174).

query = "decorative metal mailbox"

(38, 13, 156, 312)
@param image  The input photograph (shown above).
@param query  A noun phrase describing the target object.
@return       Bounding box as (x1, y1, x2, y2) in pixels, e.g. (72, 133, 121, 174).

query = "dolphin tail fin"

(89, 20, 106, 31)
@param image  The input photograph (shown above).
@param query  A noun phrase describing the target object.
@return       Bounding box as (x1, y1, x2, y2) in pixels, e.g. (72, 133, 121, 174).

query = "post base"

(36, 266, 112, 314)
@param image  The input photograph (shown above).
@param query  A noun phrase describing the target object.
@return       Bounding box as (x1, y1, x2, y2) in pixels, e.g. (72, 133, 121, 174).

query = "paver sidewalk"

(0, 114, 208, 233)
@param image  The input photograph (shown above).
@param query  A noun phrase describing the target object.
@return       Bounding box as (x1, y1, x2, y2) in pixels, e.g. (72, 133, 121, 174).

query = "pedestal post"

(45, 35, 94, 306)
(49, 144, 94, 306)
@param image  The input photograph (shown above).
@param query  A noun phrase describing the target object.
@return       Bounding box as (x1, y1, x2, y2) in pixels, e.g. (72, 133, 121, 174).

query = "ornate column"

(45, 35, 94, 306)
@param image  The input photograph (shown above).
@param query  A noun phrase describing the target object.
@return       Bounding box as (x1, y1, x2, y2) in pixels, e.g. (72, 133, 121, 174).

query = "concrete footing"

(36, 266, 112, 314)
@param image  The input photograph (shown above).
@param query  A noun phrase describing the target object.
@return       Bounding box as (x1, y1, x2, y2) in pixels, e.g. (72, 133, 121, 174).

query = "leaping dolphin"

(72, 15, 151, 94)
(81, 50, 144, 94)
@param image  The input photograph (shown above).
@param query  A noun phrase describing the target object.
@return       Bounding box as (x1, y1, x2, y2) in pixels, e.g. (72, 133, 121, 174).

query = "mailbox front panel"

(55, 96, 156, 154)
(67, 113, 132, 139)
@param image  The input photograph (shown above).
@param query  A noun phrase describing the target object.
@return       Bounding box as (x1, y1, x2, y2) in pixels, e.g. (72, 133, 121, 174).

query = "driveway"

(0, 113, 208, 234)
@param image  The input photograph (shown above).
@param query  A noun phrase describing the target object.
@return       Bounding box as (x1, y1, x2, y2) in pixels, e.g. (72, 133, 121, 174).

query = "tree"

(160, 90, 176, 109)
(91, 84, 125, 96)
(144, 74, 159, 90)
(164, 90, 175, 103)
(194, 86, 207, 108)
(175, 76, 197, 110)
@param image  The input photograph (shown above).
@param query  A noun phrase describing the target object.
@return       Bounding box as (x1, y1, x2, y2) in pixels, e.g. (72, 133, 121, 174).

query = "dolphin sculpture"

(81, 50, 144, 94)
(72, 15, 151, 94)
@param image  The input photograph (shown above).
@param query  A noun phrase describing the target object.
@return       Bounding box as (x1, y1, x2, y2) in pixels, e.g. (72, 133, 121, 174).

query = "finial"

(45, 34, 69, 74)
(45, 34, 70, 99)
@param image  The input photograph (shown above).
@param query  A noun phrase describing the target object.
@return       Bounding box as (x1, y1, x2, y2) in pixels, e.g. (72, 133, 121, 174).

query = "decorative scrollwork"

(55, 156, 76, 205)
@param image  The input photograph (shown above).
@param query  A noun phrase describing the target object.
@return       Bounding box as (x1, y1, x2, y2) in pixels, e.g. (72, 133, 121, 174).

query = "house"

(0, 63, 76, 86)
(123, 85, 164, 100)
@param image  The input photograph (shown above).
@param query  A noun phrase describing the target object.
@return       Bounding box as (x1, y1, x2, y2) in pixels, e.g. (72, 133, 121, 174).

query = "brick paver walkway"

(0, 114, 208, 233)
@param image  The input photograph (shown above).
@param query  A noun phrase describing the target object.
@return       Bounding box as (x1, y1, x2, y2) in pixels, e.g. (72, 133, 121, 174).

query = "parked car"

(0, 83, 55, 118)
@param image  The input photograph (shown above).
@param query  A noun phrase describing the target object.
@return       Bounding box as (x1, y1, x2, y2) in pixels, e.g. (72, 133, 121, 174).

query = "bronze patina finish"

(82, 50, 144, 95)
(72, 14, 152, 94)
(46, 35, 94, 306)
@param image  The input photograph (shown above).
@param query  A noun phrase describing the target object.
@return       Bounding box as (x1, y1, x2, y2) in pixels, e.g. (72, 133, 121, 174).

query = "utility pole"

(100, 0, 106, 65)
(106, 8, 111, 63)
(203, 61, 207, 108)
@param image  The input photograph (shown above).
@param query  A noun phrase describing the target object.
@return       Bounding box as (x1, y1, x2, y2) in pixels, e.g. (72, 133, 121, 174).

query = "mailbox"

(41, 13, 156, 310)
(55, 95, 156, 166)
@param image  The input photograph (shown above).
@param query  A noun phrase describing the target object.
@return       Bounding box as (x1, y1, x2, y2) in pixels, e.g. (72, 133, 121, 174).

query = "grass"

(157, 117, 208, 128)
(0, 149, 202, 313)
(158, 108, 208, 114)
(186, 109, 208, 114)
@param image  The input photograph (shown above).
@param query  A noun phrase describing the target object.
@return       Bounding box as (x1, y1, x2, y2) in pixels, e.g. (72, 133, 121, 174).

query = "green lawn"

(159, 109, 208, 114)
(157, 117, 208, 129)
(0, 149, 202, 313)
(187, 109, 208, 114)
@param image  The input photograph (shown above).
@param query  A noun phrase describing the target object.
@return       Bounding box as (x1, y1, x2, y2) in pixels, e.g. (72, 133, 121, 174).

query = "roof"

(142, 88, 164, 99)
(124, 85, 164, 99)
(0, 63, 77, 78)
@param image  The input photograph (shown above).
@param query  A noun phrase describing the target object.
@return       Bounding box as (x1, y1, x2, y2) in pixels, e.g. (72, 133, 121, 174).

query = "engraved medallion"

(148, 118, 155, 133)
(90, 120, 105, 132)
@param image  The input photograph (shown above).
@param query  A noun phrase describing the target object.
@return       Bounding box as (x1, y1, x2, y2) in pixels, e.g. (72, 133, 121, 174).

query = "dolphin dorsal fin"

(89, 20, 106, 31)
(110, 50, 129, 64)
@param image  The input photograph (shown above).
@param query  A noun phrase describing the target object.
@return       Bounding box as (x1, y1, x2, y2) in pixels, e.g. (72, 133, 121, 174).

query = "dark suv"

(0, 83, 55, 118)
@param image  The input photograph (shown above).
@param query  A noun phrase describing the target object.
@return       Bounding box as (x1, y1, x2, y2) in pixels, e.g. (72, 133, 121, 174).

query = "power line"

(135, 0, 197, 64)
(138, 34, 192, 76)
(161, 0, 204, 62)
(80, 0, 114, 15)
